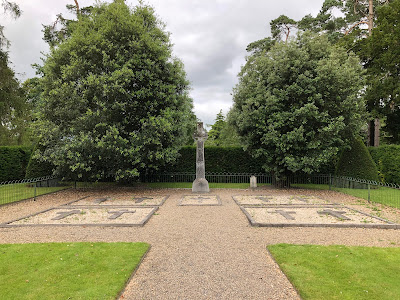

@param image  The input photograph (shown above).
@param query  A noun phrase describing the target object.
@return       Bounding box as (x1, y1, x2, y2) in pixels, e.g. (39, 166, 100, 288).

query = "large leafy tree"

(34, 1, 194, 181)
(0, 1, 29, 145)
(361, 0, 400, 143)
(231, 33, 366, 186)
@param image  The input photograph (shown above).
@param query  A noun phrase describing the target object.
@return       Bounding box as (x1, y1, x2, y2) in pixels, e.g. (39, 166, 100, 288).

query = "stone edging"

(0, 206, 159, 228)
(239, 206, 400, 229)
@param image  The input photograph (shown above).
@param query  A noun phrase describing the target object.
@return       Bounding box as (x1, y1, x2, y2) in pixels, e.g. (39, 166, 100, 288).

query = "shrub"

(25, 145, 55, 179)
(335, 137, 379, 181)
(0, 146, 32, 182)
(369, 145, 400, 184)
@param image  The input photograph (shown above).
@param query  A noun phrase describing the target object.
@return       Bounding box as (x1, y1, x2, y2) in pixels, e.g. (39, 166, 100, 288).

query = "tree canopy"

(231, 33, 366, 184)
(361, 0, 400, 143)
(34, 1, 195, 181)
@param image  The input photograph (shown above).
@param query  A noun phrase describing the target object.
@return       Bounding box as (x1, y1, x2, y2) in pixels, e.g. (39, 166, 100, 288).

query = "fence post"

(368, 183, 371, 203)
(329, 174, 332, 190)
(34, 182, 37, 201)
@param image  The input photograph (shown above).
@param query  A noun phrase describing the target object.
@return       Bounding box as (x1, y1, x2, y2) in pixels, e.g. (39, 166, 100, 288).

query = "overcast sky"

(3, 0, 324, 127)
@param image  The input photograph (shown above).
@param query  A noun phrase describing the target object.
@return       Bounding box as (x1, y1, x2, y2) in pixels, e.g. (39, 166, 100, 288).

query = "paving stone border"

(0, 205, 158, 228)
(178, 195, 222, 206)
(239, 205, 400, 229)
(63, 195, 169, 207)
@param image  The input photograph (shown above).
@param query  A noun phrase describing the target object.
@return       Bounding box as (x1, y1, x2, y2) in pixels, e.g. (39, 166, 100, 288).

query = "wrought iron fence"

(0, 175, 69, 206)
(141, 172, 274, 184)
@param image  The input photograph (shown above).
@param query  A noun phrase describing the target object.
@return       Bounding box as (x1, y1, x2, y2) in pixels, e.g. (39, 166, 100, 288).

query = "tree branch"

(74, 0, 80, 16)
(344, 20, 368, 35)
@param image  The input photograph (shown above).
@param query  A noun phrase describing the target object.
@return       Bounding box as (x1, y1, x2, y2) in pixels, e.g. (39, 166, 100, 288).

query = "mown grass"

(268, 244, 400, 300)
(0, 242, 149, 300)
(0, 183, 70, 206)
(293, 183, 400, 209)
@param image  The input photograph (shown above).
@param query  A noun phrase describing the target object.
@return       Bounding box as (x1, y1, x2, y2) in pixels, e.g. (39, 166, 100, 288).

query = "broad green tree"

(34, 1, 194, 181)
(231, 33, 366, 186)
(0, 1, 30, 145)
(361, 0, 400, 143)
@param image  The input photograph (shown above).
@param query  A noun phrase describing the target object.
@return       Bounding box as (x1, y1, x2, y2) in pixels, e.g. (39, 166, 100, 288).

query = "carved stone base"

(192, 178, 210, 193)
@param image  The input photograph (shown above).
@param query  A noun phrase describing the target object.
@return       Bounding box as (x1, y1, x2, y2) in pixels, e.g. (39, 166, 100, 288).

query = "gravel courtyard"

(1, 187, 400, 299)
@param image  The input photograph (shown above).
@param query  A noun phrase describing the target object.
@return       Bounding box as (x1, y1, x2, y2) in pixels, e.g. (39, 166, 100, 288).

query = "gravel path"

(1, 187, 400, 299)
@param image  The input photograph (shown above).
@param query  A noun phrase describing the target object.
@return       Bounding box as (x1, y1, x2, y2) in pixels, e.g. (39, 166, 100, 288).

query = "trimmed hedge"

(369, 145, 400, 184)
(163, 146, 264, 173)
(0, 146, 32, 182)
(336, 137, 379, 181)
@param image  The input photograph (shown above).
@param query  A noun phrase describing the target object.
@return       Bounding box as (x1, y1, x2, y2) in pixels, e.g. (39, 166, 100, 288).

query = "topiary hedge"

(163, 146, 264, 173)
(335, 137, 379, 181)
(0, 146, 32, 182)
(369, 145, 400, 184)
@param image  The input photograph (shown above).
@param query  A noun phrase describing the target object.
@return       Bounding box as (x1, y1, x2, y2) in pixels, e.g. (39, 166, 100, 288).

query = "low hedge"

(369, 145, 400, 184)
(163, 146, 264, 173)
(0, 146, 32, 182)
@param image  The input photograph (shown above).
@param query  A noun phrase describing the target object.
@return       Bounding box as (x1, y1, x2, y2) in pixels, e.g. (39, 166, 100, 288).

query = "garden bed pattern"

(179, 195, 221, 206)
(234, 195, 399, 229)
(2, 195, 167, 227)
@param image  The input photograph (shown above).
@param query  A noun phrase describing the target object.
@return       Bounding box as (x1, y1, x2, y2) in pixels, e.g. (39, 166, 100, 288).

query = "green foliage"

(25, 144, 54, 179)
(361, 0, 400, 140)
(35, 1, 194, 181)
(336, 137, 379, 181)
(270, 15, 297, 41)
(207, 110, 225, 145)
(232, 33, 366, 181)
(163, 146, 263, 173)
(0, 1, 21, 49)
(0, 242, 149, 300)
(369, 145, 400, 184)
(0, 146, 31, 182)
(268, 244, 400, 300)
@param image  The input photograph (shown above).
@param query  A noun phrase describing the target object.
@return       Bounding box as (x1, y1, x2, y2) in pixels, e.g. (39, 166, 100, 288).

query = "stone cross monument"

(192, 122, 210, 193)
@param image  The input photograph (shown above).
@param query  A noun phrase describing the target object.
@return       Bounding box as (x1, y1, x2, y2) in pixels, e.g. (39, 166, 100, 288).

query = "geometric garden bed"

(234, 195, 399, 229)
(1, 195, 167, 227)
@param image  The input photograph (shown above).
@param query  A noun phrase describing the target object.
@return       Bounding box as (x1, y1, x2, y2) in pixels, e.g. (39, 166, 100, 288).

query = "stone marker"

(108, 210, 136, 219)
(94, 197, 109, 204)
(318, 209, 351, 221)
(192, 196, 211, 203)
(133, 197, 153, 204)
(250, 176, 257, 189)
(192, 122, 210, 193)
(51, 210, 81, 220)
(272, 210, 296, 220)
(256, 196, 271, 202)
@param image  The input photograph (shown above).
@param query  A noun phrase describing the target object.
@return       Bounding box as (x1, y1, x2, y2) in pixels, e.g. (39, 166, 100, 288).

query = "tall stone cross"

(192, 122, 210, 193)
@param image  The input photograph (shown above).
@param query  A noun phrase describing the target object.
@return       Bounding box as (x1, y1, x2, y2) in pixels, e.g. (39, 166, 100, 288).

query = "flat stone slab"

(233, 195, 332, 206)
(179, 195, 221, 206)
(241, 205, 399, 228)
(66, 195, 168, 207)
(4, 206, 158, 227)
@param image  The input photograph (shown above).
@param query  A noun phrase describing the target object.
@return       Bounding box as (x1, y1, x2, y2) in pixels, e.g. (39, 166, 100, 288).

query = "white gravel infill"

(9, 207, 156, 226)
(233, 195, 331, 206)
(179, 194, 221, 206)
(244, 206, 390, 225)
(67, 195, 168, 206)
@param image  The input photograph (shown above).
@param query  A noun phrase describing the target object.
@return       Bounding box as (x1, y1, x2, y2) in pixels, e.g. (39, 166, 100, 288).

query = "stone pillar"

(192, 122, 210, 193)
(250, 176, 257, 189)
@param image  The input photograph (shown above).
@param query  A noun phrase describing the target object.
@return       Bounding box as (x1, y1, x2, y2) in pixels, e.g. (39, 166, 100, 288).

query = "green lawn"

(0, 183, 70, 206)
(293, 183, 400, 209)
(0, 242, 149, 300)
(268, 244, 400, 300)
